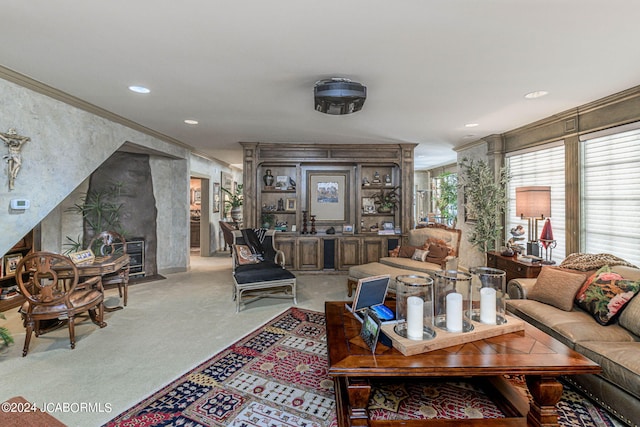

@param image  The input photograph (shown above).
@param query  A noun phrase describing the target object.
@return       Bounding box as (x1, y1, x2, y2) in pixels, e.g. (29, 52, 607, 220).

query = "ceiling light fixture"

(465, 123, 479, 128)
(314, 78, 366, 115)
(184, 119, 199, 125)
(524, 90, 549, 99)
(128, 85, 150, 94)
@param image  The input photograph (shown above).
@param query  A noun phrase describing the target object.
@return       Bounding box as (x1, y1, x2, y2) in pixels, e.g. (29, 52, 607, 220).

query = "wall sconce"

(515, 186, 551, 257)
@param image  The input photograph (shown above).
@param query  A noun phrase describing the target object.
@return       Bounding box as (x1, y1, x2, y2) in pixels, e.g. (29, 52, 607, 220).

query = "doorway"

(190, 177, 211, 256)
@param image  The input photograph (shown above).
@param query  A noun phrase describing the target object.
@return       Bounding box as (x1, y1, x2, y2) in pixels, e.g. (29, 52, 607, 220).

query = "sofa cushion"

(619, 287, 640, 337)
(379, 257, 442, 275)
(527, 267, 588, 311)
(575, 265, 640, 325)
(425, 243, 449, 264)
(398, 245, 424, 258)
(506, 299, 637, 347)
(234, 244, 261, 265)
(234, 261, 295, 284)
(411, 249, 428, 262)
(574, 341, 640, 400)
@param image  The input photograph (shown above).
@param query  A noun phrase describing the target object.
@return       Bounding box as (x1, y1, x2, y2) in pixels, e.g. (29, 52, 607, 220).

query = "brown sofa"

(506, 264, 640, 426)
(347, 225, 461, 296)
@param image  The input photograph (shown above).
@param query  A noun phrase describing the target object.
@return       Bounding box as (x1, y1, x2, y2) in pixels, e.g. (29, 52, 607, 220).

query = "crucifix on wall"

(0, 128, 30, 190)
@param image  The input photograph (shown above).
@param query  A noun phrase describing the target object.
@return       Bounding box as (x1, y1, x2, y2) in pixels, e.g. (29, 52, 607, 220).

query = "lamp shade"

(515, 186, 551, 218)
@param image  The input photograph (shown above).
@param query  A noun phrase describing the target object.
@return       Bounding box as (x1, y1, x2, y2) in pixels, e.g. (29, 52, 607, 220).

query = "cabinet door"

(298, 237, 321, 270)
(276, 237, 296, 270)
(362, 237, 385, 264)
(337, 237, 362, 270)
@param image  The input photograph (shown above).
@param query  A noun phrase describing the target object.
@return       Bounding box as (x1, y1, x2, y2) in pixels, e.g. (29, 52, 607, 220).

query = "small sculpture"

(1, 128, 30, 191)
(384, 174, 392, 185)
(372, 171, 381, 184)
(289, 177, 296, 189)
(263, 169, 274, 187)
(277, 198, 284, 211)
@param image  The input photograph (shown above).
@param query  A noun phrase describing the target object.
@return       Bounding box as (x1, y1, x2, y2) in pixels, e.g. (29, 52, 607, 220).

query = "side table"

(487, 251, 542, 282)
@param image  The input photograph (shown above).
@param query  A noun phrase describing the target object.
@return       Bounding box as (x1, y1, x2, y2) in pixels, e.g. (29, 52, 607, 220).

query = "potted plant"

(434, 172, 458, 226)
(261, 212, 275, 229)
(459, 158, 510, 256)
(0, 312, 14, 350)
(222, 184, 243, 222)
(372, 186, 400, 213)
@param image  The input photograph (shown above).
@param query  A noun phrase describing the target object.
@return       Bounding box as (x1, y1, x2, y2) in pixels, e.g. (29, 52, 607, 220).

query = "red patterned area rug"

(105, 307, 622, 427)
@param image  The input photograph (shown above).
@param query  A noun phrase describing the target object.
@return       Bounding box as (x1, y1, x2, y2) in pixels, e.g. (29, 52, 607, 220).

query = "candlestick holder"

(301, 210, 308, 234)
(469, 267, 507, 325)
(393, 275, 436, 341)
(310, 215, 317, 234)
(433, 270, 473, 333)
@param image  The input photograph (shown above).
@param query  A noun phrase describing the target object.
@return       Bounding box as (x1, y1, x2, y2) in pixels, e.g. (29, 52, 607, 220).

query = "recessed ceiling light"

(524, 90, 549, 99)
(184, 119, 199, 125)
(128, 85, 150, 94)
(465, 123, 479, 128)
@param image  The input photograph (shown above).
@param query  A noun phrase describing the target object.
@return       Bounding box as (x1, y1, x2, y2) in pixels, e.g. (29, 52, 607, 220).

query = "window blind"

(582, 128, 640, 266)
(506, 143, 566, 262)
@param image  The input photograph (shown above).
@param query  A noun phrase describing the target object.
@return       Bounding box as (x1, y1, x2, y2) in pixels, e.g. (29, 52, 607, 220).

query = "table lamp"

(515, 186, 551, 257)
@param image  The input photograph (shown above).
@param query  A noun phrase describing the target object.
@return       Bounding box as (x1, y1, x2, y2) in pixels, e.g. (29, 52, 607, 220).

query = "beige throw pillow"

(412, 249, 429, 262)
(528, 267, 588, 311)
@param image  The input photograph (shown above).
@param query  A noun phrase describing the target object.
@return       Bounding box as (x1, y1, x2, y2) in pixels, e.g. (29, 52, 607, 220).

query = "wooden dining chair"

(16, 252, 107, 356)
(87, 231, 130, 306)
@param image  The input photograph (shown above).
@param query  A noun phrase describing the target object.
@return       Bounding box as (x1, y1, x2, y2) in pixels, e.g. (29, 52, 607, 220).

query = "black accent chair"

(231, 229, 296, 312)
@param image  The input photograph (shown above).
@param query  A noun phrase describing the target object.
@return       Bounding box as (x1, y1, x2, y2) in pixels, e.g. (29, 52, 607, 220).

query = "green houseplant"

(222, 184, 243, 222)
(64, 182, 126, 253)
(0, 312, 14, 349)
(372, 186, 400, 213)
(434, 172, 458, 225)
(459, 158, 510, 255)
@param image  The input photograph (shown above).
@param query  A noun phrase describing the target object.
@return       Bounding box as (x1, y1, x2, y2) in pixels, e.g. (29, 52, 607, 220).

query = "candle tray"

(381, 314, 525, 356)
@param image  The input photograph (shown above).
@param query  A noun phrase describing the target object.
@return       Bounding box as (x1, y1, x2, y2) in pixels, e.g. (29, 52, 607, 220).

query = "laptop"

(346, 274, 396, 324)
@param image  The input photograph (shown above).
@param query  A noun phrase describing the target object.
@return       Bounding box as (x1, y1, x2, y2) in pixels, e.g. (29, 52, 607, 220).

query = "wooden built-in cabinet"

(274, 234, 399, 272)
(0, 229, 38, 312)
(241, 142, 414, 272)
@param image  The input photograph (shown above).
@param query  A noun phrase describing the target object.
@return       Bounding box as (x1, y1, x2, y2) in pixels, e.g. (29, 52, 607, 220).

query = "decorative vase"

(230, 206, 242, 222)
(263, 169, 274, 187)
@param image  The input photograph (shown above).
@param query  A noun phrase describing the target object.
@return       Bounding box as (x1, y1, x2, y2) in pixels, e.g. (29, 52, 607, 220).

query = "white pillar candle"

(407, 296, 424, 339)
(446, 292, 463, 332)
(480, 287, 497, 324)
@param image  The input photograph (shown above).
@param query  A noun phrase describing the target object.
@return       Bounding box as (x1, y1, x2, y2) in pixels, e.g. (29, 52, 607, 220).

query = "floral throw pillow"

(234, 244, 261, 265)
(575, 265, 640, 325)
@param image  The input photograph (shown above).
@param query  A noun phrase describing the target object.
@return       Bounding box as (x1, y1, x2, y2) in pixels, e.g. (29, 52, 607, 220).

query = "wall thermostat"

(10, 199, 30, 210)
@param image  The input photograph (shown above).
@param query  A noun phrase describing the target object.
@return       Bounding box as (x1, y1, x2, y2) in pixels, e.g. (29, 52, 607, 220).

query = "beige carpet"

(0, 252, 350, 426)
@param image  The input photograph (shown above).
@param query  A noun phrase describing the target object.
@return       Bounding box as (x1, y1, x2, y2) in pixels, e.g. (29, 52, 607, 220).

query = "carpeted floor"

(104, 307, 623, 427)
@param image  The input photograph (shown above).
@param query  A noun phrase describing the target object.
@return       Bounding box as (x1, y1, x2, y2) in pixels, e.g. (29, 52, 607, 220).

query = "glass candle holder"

(394, 275, 436, 340)
(469, 267, 507, 325)
(433, 270, 474, 333)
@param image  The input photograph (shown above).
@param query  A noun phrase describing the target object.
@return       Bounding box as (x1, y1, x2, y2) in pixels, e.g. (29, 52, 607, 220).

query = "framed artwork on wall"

(213, 182, 220, 213)
(4, 253, 22, 277)
(307, 170, 350, 223)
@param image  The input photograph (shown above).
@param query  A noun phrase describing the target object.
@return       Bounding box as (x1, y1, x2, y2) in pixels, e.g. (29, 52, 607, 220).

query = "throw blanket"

(559, 253, 638, 271)
(240, 228, 268, 259)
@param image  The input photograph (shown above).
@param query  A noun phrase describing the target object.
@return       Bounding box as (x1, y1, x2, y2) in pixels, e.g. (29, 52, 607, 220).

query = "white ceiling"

(2, 1, 640, 170)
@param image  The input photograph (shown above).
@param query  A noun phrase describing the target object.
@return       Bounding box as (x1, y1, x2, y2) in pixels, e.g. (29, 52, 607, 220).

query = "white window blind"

(506, 143, 566, 262)
(582, 128, 640, 266)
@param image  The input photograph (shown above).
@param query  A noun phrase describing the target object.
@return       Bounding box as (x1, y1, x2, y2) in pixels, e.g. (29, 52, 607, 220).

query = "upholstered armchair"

(231, 229, 296, 312)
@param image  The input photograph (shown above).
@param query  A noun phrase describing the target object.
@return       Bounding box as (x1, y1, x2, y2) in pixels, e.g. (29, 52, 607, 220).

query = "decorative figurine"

(289, 177, 296, 189)
(277, 198, 285, 211)
(384, 174, 392, 185)
(263, 169, 274, 187)
(372, 171, 381, 184)
(362, 177, 370, 186)
(1, 128, 30, 191)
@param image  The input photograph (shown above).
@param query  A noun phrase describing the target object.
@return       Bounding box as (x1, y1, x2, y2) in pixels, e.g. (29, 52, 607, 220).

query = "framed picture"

(4, 253, 23, 276)
(213, 182, 220, 213)
(191, 188, 201, 205)
(276, 176, 289, 189)
(307, 170, 350, 223)
(286, 198, 297, 211)
(221, 172, 233, 216)
(343, 224, 354, 234)
(360, 308, 383, 352)
(464, 186, 477, 223)
(362, 197, 376, 214)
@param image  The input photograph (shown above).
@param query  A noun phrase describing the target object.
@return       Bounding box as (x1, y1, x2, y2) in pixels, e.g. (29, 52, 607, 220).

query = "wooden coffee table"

(326, 301, 601, 427)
